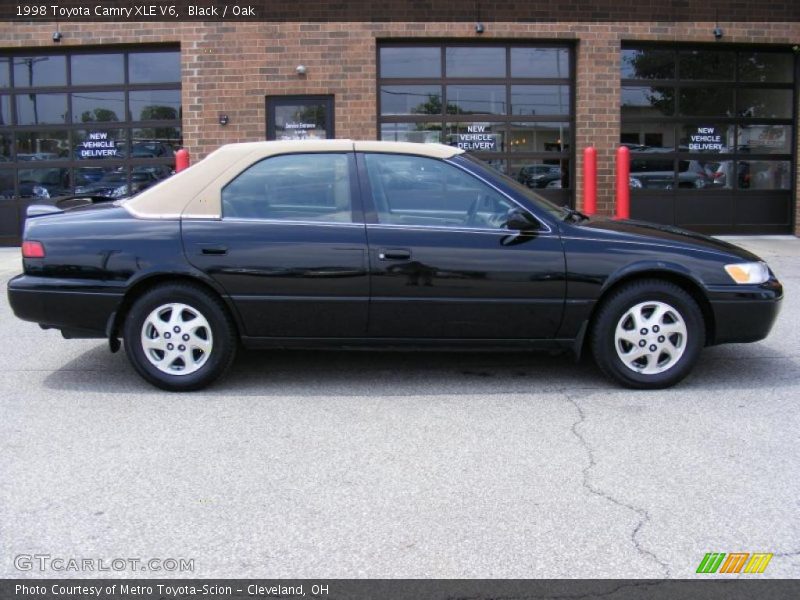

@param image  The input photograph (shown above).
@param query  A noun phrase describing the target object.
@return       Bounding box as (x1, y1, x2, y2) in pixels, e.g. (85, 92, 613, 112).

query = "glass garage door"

(378, 42, 575, 207)
(621, 44, 796, 234)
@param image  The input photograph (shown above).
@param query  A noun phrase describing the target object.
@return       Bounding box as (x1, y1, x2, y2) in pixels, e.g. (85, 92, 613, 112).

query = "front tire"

(591, 279, 705, 389)
(122, 283, 237, 391)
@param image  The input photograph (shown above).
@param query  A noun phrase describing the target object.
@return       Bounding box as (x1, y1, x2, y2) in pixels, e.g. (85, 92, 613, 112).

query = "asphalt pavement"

(0, 237, 798, 578)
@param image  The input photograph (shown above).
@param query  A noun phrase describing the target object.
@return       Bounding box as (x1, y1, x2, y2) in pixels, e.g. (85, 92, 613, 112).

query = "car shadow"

(41, 342, 800, 395)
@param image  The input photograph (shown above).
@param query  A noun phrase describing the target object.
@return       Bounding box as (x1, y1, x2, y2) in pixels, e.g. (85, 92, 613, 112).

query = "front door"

(358, 152, 565, 339)
(183, 151, 368, 339)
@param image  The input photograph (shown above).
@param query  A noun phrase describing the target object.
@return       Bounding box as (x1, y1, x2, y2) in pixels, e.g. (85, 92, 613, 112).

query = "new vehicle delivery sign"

(456, 125, 497, 151)
(688, 127, 723, 151)
(78, 132, 118, 158)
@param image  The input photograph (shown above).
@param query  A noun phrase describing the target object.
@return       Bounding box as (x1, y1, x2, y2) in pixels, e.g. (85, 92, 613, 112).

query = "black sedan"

(7, 140, 783, 391)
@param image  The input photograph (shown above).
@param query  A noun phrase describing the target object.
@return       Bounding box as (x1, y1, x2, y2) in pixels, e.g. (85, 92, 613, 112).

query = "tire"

(590, 279, 705, 389)
(122, 283, 237, 391)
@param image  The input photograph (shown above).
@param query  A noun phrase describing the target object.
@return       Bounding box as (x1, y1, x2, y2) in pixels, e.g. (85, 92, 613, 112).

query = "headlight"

(724, 261, 770, 284)
(629, 176, 643, 189)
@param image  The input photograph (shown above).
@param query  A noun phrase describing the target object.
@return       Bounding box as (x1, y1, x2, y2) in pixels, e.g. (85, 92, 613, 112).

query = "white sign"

(457, 125, 497, 151)
(688, 127, 723, 152)
(79, 132, 117, 158)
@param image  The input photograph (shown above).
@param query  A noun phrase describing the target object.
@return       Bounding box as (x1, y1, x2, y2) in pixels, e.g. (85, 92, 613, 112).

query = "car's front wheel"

(591, 280, 705, 389)
(122, 283, 237, 391)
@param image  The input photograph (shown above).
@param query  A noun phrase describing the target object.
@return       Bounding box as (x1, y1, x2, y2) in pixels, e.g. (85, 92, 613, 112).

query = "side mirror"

(505, 208, 538, 231)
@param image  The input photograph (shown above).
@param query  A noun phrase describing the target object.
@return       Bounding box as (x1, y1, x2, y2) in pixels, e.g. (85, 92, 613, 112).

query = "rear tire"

(122, 283, 237, 391)
(591, 279, 705, 389)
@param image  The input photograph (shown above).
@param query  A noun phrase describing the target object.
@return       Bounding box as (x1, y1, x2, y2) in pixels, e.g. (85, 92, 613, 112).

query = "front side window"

(222, 153, 353, 222)
(363, 153, 516, 229)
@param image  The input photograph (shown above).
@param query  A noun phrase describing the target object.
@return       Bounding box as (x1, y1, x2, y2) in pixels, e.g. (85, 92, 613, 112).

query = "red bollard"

(615, 145, 630, 219)
(175, 148, 190, 172)
(583, 146, 597, 215)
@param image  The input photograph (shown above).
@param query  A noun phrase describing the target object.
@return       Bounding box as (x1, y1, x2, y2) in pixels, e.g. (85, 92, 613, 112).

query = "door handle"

(378, 249, 411, 261)
(199, 245, 228, 255)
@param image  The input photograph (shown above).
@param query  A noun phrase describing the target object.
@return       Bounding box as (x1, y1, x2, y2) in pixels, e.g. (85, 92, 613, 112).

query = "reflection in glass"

(129, 51, 181, 83)
(511, 48, 569, 78)
(380, 122, 442, 144)
(16, 93, 68, 125)
(0, 132, 12, 159)
(621, 86, 674, 116)
(0, 169, 13, 198)
(506, 122, 569, 152)
(71, 54, 124, 85)
(273, 103, 329, 140)
(628, 157, 675, 189)
(72, 91, 124, 123)
(737, 125, 791, 154)
(444, 122, 504, 152)
(0, 95, 8, 126)
(509, 159, 569, 189)
(678, 123, 733, 153)
(679, 50, 734, 80)
(75, 129, 126, 160)
(132, 127, 182, 156)
(737, 160, 791, 190)
(737, 88, 792, 119)
(446, 47, 506, 77)
(13, 56, 66, 87)
(17, 167, 71, 199)
(74, 166, 125, 194)
(679, 87, 733, 116)
(621, 123, 675, 150)
(621, 49, 675, 80)
(0, 58, 9, 87)
(129, 89, 181, 121)
(510, 85, 569, 115)
(15, 130, 70, 160)
(738, 52, 793, 83)
(380, 47, 440, 78)
(446, 85, 506, 115)
(381, 85, 442, 115)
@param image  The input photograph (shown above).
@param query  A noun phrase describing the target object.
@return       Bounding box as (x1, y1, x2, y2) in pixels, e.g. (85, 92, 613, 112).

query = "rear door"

(182, 151, 369, 339)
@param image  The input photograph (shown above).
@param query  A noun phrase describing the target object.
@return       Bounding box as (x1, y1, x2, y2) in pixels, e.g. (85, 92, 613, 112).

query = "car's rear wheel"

(122, 283, 236, 391)
(591, 279, 705, 389)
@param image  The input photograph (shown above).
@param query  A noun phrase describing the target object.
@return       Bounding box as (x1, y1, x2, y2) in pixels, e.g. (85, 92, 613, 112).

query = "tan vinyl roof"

(122, 140, 464, 219)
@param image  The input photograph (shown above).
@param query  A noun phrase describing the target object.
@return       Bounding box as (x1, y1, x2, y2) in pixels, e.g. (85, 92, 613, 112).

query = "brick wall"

(1, 20, 799, 228)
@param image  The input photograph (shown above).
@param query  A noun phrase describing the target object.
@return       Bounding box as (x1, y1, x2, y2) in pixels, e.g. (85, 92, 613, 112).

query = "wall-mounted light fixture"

(475, 22, 485, 34)
(295, 64, 307, 76)
(52, 31, 62, 42)
(218, 114, 229, 126)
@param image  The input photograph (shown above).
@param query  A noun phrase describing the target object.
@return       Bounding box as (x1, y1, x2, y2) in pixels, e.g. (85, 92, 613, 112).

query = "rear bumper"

(707, 279, 783, 345)
(7, 274, 123, 338)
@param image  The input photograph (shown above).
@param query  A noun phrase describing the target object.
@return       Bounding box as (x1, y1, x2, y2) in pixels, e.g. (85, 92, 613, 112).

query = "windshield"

(456, 153, 566, 219)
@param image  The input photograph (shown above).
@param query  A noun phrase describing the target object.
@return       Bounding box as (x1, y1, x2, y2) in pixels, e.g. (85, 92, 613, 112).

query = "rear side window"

(222, 153, 353, 222)
(363, 153, 515, 229)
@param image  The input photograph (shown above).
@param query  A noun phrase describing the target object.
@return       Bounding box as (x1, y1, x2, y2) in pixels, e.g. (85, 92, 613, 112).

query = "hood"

(572, 216, 762, 262)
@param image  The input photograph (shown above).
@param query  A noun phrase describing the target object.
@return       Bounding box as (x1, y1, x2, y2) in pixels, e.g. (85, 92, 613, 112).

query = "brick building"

(1, 18, 799, 243)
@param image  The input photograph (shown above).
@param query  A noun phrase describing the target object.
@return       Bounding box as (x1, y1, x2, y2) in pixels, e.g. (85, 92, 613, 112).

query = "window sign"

(266, 95, 334, 141)
(688, 126, 723, 152)
(456, 124, 497, 151)
(78, 131, 118, 158)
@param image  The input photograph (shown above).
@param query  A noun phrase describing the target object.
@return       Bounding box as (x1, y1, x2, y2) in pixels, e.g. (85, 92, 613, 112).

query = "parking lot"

(1, 237, 798, 579)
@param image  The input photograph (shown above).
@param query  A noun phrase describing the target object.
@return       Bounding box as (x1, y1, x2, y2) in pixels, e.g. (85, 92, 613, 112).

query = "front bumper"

(707, 278, 783, 345)
(7, 274, 123, 338)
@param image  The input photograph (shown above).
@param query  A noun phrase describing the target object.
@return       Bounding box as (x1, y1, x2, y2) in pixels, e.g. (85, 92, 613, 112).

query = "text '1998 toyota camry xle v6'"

(7, 141, 783, 391)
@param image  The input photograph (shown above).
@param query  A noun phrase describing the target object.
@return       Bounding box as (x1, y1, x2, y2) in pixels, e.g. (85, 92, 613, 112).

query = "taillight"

(21, 240, 45, 258)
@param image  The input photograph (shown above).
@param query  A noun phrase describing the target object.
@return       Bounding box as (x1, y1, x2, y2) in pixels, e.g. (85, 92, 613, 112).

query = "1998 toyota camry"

(7, 141, 783, 391)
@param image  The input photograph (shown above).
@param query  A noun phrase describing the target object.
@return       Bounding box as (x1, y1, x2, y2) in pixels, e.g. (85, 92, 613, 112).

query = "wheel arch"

(585, 267, 716, 353)
(106, 272, 243, 349)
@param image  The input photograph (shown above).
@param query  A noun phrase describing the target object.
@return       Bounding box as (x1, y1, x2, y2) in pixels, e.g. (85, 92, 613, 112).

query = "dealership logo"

(696, 552, 773, 574)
